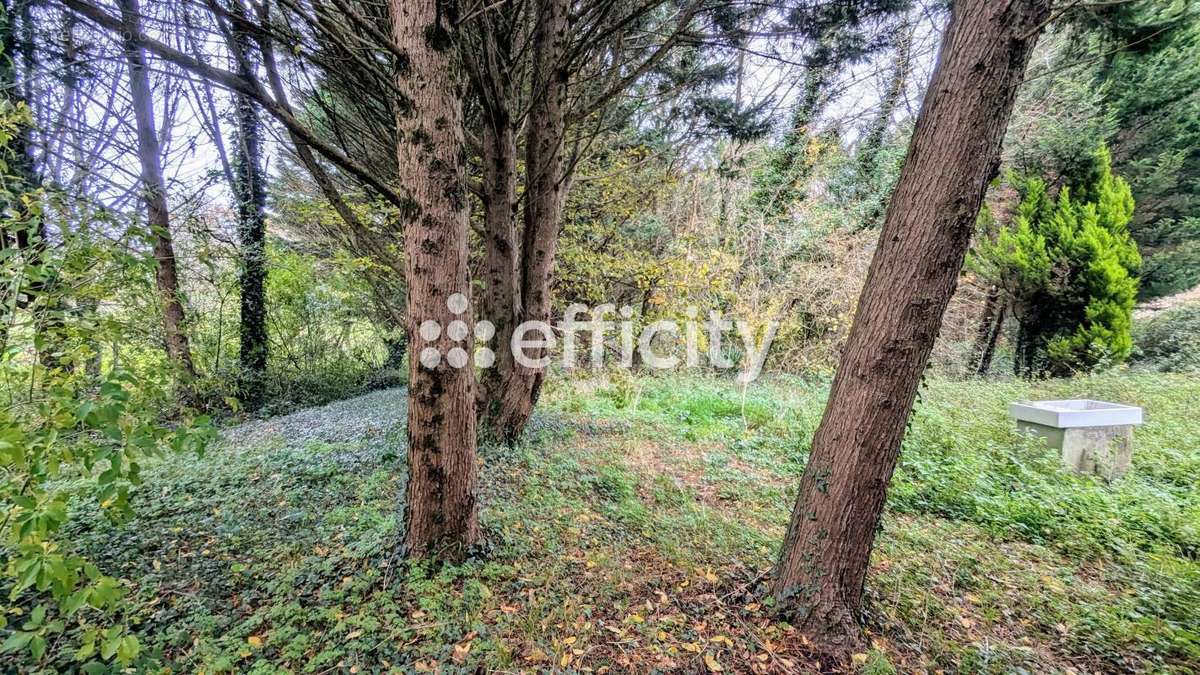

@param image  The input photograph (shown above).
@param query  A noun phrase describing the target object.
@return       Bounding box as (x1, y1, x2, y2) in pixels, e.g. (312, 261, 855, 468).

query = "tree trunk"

(230, 2, 269, 410)
(970, 287, 1004, 376)
(119, 0, 197, 381)
(489, 0, 568, 442)
(771, 0, 1050, 661)
(391, 0, 479, 559)
(477, 108, 520, 419)
(1013, 315, 1037, 378)
(0, 0, 63, 370)
(856, 15, 914, 229)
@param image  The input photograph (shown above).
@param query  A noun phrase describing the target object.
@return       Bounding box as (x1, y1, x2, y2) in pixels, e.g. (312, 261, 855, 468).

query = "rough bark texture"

(771, 0, 1050, 660)
(391, 0, 479, 559)
(120, 0, 197, 380)
(490, 0, 568, 441)
(230, 2, 269, 410)
(477, 110, 520, 416)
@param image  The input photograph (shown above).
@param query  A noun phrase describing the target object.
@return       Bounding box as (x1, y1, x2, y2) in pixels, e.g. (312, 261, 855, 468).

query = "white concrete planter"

(1009, 400, 1143, 480)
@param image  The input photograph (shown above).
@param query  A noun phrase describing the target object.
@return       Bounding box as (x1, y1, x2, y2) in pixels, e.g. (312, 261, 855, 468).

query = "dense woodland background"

(1, 0, 1199, 671)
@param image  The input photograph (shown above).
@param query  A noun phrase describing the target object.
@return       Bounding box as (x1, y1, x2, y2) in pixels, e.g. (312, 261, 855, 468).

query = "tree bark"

(391, 0, 479, 559)
(477, 108, 520, 418)
(970, 286, 1005, 377)
(464, 14, 522, 420)
(770, 0, 1050, 661)
(0, 0, 63, 369)
(489, 0, 568, 442)
(229, 0, 269, 410)
(119, 0, 197, 381)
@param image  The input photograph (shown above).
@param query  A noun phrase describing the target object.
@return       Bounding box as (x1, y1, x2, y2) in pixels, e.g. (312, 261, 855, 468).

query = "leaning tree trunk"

(229, 3, 269, 410)
(119, 0, 197, 381)
(771, 0, 1050, 661)
(489, 0, 568, 442)
(391, 0, 479, 558)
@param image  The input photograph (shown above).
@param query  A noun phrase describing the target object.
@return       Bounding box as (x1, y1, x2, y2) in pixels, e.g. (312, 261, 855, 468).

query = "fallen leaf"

(704, 652, 723, 672)
(452, 640, 472, 664)
(246, 635, 264, 648)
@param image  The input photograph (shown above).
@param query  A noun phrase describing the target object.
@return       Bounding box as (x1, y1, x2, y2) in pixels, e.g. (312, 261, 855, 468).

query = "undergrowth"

(7, 371, 1196, 673)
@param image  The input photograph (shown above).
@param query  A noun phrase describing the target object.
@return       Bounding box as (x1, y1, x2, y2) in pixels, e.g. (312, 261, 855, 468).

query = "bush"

(1133, 303, 1200, 372)
(1140, 240, 1200, 300)
(976, 146, 1141, 376)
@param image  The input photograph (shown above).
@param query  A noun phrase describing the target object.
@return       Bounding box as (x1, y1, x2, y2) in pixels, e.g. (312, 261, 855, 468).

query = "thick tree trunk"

(120, 0, 197, 381)
(477, 110, 520, 418)
(489, 0, 568, 442)
(391, 0, 479, 558)
(771, 0, 1050, 661)
(230, 4, 269, 410)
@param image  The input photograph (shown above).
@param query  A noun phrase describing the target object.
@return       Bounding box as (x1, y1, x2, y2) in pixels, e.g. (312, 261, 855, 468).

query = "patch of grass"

(19, 371, 1200, 673)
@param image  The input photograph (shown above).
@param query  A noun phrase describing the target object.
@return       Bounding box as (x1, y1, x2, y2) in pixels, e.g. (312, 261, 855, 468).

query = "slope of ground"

(56, 372, 1200, 673)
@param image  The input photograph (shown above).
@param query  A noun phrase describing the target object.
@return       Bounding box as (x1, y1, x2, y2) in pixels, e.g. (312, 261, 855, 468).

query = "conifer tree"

(977, 145, 1140, 376)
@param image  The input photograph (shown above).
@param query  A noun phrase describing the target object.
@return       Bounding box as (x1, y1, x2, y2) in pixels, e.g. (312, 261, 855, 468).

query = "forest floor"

(65, 372, 1199, 673)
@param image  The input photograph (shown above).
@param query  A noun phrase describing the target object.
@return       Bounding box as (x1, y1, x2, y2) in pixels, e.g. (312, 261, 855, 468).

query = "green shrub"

(976, 146, 1141, 376)
(1133, 303, 1200, 372)
(1140, 240, 1200, 300)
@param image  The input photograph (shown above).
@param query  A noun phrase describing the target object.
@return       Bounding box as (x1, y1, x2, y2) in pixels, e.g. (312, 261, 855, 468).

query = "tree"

(390, 0, 479, 558)
(1004, 1, 1199, 300)
(486, 0, 570, 441)
(118, 0, 197, 383)
(977, 146, 1140, 377)
(228, 0, 270, 410)
(770, 0, 1051, 660)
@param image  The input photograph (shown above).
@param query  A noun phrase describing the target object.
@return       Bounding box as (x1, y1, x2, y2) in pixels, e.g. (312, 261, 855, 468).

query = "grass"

(22, 371, 1200, 672)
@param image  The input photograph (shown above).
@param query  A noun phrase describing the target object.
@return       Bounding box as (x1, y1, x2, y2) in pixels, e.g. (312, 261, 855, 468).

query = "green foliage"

(29, 372, 1199, 672)
(186, 241, 395, 417)
(1010, 3, 1200, 299)
(1132, 303, 1200, 372)
(0, 104, 215, 668)
(976, 146, 1141, 376)
(1139, 238, 1200, 299)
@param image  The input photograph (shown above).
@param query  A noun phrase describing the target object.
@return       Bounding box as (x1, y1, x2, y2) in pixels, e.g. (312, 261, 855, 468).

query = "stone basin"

(1009, 399, 1143, 480)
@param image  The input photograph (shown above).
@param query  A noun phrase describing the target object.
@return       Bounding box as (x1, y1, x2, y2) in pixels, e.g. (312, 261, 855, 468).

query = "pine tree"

(977, 145, 1140, 376)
